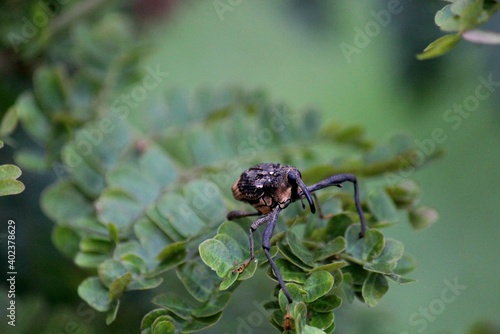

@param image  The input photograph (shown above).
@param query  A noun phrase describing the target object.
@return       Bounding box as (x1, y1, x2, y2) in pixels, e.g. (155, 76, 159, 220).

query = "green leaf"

(96, 188, 143, 231)
(292, 301, 308, 333)
(278, 242, 314, 270)
(68, 217, 108, 236)
(308, 311, 334, 332)
(345, 225, 385, 262)
(134, 218, 171, 257)
(127, 276, 163, 291)
(106, 299, 120, 325)
(385, 180, 421, 209)
(214, 234, 245, 263)
(220, 271, 239, 290)
(417, 34, 461, 60)
(0, 164, 21, 180)
(15, 150, 49, 172)
(78, 277, 111, 312)
(393, 253, 417, 275)
(363, 262, 394, 275)
(217, 221, 249, 248)
(310, 261, 347, 273)
(15, 92, 50, 143)
(113, 241, 148, 264)
(177, 259, 220, 302)
(236, 257, 258, 280)
(199, 239, 234, 278)
(156, 241, 187, 271)
(75, 252, 110, 268)
(367, 189, 398, 223)
(106, 164, 160, 205)
(372, 238, 404, 265)
(0, 176, 25, 196)
(303, 324, 328, 334)
(325, 213, 354, 240)
(409, 205, 439, 230)
(309, 294, 342, 313)
(51, 226, 80, 259)
(108, 223, 119, 244)
(80, 238, 113, 254)
(331, 269, 343, 288)
(153, 294, 194, 319)
(152, 319, 176, 334)
(386, 274, 417, 285)
(121, 253, 148, 274)
(141, 309, 171, 332)
(152, 316, 177, 334)
(362, 272, 389, 307)
(183, 180, 226, 222)
(0, 106, 18, 137)
(139, 145, 178, 188)
(366, 235, 401, 270)
(60, 143, 105, 198)
(41, 180, 93, 223)
(192, 291, 231, 318)
(303, 271, 334, 303)
(273, 258, 308, 284)
(33, 66, 68, 112)
(147, 206, 184, 242)
(286, 230, 314, 266)
(340, 272, 355, 304)
(181, 312, 223, 333)
(156, 194, 206, 238)
(278, 283, 305, 312)
(109, 273, 132, 299)
(314, 237, 346, 261)
(98, 259, 128, 287)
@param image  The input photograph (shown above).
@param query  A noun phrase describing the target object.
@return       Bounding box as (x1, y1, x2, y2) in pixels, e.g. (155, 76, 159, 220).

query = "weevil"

(227, 162, 366, 328)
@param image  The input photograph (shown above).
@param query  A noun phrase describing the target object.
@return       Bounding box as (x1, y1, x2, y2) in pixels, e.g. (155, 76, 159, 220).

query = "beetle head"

(287, 169, 316, 214)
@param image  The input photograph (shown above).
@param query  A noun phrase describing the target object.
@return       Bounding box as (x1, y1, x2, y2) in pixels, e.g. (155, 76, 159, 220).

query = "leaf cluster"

(1, 9, 442, 334)
(199, 181, 429, 332)
(0, 107, 25, 196)
(418, 0, 500, 59)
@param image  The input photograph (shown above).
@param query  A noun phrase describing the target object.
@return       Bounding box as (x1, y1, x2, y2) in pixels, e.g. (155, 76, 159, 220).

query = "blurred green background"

(1, 1, 499, 333)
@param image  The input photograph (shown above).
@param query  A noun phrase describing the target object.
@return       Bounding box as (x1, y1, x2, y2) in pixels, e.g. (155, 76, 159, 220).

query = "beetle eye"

(287, 172, 297, 185)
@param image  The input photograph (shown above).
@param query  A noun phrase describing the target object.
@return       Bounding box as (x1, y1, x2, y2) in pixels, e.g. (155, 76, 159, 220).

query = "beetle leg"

(260, 207, 293, 304)
(233, 212, 269, 273)
(307, 173, 366, 238)
(227, 210, 261, 221)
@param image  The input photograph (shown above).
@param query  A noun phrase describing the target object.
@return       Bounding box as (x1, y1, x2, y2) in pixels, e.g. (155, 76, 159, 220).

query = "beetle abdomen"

(231, 163, 283, 214)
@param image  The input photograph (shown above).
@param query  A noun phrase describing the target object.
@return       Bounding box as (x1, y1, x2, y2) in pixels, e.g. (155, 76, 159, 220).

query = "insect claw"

(233, 257, 254, 274)
(283, 304, 293, 330)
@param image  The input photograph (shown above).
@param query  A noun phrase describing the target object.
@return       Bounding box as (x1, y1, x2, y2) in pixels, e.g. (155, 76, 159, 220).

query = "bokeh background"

(1, 1, 499, 333)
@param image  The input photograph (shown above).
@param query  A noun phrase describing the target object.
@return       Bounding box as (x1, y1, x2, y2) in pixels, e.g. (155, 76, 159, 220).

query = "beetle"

(227, 162, 366, 328)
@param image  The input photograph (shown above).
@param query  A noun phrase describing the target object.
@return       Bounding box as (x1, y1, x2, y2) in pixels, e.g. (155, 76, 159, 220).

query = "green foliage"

(3, 7, 442, 334)
(418, 0, 500, 59)
(13, 63, 437, 330)
(0, 108, 25, 196)
(0, 163, 25, 196)
(6, 12, 143, 172)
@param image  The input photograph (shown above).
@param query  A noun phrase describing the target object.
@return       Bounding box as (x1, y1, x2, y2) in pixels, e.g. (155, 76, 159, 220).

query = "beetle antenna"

(296, 177, 316, 214)
(299, 197, 306, 209)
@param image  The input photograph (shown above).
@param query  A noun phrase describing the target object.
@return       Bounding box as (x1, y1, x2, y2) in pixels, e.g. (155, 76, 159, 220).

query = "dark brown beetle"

(227, 162, 366, 327)
(229, 163, 315, 216)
